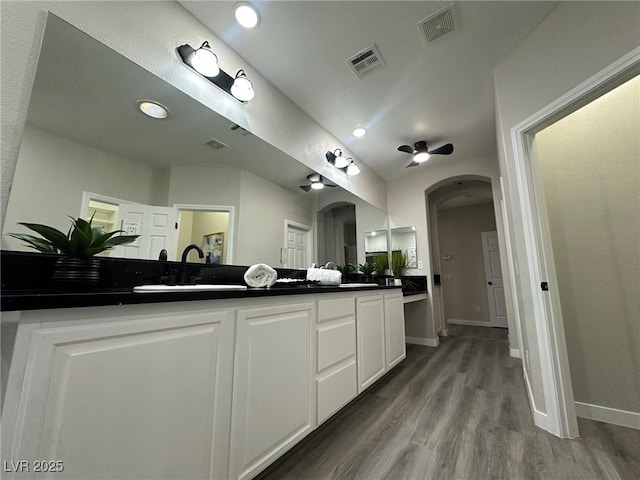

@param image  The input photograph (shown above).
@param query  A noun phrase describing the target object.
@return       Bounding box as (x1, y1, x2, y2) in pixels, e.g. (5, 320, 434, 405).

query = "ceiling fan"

(299, 173, 337, 192)
(397, 140, 454, 168)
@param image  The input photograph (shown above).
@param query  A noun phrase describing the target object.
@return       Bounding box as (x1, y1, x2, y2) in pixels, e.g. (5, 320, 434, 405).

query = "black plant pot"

(52, 258, 100, 289)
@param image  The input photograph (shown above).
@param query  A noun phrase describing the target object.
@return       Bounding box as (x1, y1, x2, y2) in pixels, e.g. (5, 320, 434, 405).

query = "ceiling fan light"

(191, 42, 219, 77)
(346, 162, 360, 176)
(311, 181, 325, 190)
(414, 151, 430, 163)
(231, 69, 255, 101)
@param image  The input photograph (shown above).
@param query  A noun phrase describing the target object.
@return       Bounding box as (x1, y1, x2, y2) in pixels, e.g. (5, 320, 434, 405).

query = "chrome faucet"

(178, 244, 204, 284)
(323, 262, 337, 270)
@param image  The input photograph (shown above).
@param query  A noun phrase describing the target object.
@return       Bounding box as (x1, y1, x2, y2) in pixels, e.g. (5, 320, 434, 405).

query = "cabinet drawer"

(317, 321, 356, 372)
(318, 297, 355, 323)
(317, 360, 357, 424)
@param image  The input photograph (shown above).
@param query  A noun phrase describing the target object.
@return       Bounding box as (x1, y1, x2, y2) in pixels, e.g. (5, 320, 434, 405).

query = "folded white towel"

(306, 267, 342, 286)
(244, 264, 278, 288)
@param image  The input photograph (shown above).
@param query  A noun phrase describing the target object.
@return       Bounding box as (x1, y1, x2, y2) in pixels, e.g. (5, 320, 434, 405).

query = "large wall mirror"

(2, 14, 388, 268)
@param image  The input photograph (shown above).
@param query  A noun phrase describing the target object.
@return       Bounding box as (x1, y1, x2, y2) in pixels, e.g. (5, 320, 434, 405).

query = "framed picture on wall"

(203, 232, 224, 265)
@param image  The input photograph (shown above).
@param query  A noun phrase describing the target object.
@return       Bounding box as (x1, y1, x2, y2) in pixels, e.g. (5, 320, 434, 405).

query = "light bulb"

(191, 42, 219, 77)
(333, 150, 349, 168)
(353, 127, 367, 137)
(231, 70, 255, 101)
(414, 151, 430, 163)
(346, 162, 360, 176)
(235, 3, 260, 28)
(138, 101, 169, 119)
(311, 182, 324, 190)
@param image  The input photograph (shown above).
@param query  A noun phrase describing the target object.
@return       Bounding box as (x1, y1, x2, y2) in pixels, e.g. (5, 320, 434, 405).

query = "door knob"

(488, 281, 493, 285)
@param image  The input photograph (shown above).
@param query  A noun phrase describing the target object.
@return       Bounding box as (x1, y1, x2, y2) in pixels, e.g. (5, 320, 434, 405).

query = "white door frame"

(173, 204, 236, 264)
(283, 220, 313, 269)
(508, 48, 639, 438)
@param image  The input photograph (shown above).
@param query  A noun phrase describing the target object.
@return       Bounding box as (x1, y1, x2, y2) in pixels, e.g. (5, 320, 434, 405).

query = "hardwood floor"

(257, 326, 640, 480)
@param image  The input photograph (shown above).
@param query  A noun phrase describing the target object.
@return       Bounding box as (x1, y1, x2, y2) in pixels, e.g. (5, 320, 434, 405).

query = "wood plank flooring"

(257, 326, 640, 480)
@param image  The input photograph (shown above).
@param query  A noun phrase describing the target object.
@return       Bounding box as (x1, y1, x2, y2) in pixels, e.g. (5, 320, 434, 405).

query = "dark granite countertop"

(1, 284, 401, 312)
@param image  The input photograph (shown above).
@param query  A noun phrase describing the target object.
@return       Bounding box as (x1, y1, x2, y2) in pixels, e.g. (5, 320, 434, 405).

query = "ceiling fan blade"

(397, 145, 414, 154)
(430, 143, 454, 155)
(325, 184, 337, 188)
(405, 161, 420, 168)
(299, 185, 311, 192)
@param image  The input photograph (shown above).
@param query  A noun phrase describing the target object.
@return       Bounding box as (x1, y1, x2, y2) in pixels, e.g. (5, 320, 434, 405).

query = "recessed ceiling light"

(353, 127, 367, 137)
(235, 2, 260, 28)
(137, 100, 169, 119)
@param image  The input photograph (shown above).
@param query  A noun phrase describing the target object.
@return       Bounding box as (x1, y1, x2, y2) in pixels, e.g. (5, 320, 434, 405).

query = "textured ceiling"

(181, 1, 557, 181)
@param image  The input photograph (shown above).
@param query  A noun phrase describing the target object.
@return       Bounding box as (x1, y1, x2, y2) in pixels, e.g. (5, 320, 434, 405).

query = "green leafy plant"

(8, 215, 139, 259)
(336, 263, 356, 275)
(358, 262, 376, 276)
(391, 250, 408, 277)
(373, 254, 389, 276)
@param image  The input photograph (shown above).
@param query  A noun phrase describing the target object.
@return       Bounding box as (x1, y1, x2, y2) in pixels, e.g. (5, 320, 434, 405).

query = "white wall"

(2, 125, 164, 248)
(533, 76, 639, 415)
(493, 1, 640, 425)
(236, 170, 313, 267)
(0, 0, 386, 233)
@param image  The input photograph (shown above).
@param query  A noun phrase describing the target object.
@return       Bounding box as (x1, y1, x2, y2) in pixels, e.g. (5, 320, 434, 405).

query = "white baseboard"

(405, 336, 439, 347)
(509, 348, 521, 359)
(575, 402, 640, 430)
(447, 318, 492, 327)
(439, 328, 449, 337)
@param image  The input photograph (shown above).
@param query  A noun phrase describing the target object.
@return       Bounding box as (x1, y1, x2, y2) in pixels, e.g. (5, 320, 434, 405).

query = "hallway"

(259, 326, 639, 480)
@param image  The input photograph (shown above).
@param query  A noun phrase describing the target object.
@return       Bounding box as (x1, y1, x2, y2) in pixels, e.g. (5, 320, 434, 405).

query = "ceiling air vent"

(346, 44, 386, 79)
(418, 3, 457, 44)
(229, 123, 250, 136)
(205, 138, 228, 150)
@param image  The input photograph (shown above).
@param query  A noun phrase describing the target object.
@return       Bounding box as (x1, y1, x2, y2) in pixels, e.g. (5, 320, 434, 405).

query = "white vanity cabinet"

(316, 296, 357, 425)
(2, 288, 405, 480)
(229, 301, 315, 480)
(1, 302, 235, 480)
(385, 292, 407, 369)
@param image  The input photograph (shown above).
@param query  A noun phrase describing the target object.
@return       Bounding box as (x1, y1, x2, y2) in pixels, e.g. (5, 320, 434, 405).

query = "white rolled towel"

(244, 264, 278, 288)
(306, 267, 342, 286)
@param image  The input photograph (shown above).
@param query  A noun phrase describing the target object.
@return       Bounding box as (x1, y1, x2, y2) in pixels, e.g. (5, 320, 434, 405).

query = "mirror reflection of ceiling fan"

(397, 140, 454, 168)
(299, 173, 337, 192)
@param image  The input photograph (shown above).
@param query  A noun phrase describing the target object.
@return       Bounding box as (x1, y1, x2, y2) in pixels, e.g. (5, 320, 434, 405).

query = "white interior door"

(285, 222, 311, 269)
(481, 231, 508, 328)
(115, 204, 178, 260)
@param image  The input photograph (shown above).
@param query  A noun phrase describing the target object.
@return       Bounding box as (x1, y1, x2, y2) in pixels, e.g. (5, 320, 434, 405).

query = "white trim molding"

(507, 47, 639, 439)
(447, 319, 492, 327)
(509, 348, 521, 359)
(575, 402, 640, 430)
(405, 336, 439, 347)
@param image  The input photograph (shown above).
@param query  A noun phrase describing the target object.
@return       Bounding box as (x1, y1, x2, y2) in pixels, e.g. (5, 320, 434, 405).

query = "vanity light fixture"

(235, 2, 260, 28)
(137, 100, 169, 119)
(230, 70, 255, 101)
(353, 127, 367, 137)
(177, 42, 255, 103)
(346, 160, 360, 176)
(326, 149, 360, 176)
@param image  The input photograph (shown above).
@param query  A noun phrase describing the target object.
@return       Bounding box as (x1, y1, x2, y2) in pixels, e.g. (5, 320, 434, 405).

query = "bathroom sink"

(339, 283, 379, 288)
(134, 284, 247, 293)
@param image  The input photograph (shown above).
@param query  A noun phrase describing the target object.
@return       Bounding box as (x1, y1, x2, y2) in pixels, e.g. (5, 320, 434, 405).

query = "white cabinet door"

(4, 305, 234, 480)
(356, 294, 386, 393)
(385, 292, 406, 369)
(230, 302, 315, 480)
